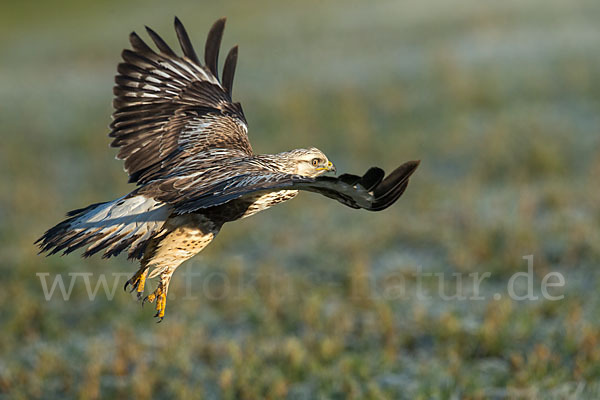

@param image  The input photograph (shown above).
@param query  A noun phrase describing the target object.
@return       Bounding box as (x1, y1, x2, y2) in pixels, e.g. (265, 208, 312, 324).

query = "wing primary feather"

(145, 25, 178, 58)
(371, 181, 409, 211)
(121, 49, 158, 69)
(174, 17, 201, 65)
(204, 17, 226, 79)
(222, 45, 238, 94)
(359, 167, 385, 191)
(129, 31, 155, 54)
(374, 160, 420, 199)
(302, 161, 419, 211)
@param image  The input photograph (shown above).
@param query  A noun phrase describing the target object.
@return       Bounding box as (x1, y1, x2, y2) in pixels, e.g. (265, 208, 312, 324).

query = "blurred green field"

(1, 0, 600, 398)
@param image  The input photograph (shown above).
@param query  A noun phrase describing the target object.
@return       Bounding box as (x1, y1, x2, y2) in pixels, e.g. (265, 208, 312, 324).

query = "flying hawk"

(36, 17, 419, 321)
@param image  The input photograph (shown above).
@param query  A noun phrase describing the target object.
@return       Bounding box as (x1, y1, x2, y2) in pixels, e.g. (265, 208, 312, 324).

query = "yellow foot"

(142, 285, 167, 323)
(124, 268, 149, 300)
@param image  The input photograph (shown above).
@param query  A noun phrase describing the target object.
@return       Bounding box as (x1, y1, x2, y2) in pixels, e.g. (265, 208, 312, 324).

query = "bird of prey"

(36, 17, 419, 322)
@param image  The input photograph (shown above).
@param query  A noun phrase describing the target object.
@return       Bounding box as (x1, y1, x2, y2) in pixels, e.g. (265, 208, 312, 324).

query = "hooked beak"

(316, 161, 336, 173)
(326, 161, 336, 173)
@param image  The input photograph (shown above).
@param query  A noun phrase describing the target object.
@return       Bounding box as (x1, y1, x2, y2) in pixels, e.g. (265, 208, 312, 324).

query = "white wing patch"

(68, 195, 171, 257)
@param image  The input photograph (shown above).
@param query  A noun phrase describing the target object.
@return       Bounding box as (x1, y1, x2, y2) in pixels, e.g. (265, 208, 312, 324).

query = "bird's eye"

(311, 158, 319, 167)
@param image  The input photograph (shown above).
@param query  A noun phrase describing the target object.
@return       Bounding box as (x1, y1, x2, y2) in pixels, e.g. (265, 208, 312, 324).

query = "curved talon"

(143, 292, 156, 305)
(146, 289, 167, 322)
(125, 268, 149, 297)
(129, 270, 170, 321)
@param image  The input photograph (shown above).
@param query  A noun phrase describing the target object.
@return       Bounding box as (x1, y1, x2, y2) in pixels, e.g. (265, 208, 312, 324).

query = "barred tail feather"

(35, 195, 170, 259)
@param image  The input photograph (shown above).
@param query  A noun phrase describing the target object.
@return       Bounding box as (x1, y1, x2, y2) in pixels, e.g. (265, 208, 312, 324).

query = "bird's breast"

(241, 190, 299, 219)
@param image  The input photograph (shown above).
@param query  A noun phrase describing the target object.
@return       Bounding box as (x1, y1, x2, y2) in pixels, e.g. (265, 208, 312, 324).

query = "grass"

(1, 0, 600, 398)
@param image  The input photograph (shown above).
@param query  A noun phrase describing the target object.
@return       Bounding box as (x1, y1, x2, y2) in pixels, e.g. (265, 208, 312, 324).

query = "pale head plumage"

(273, 147, 335, 177)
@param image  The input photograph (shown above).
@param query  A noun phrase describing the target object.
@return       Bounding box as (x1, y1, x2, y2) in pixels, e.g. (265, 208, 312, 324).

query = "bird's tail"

(35, 194, 170, 259)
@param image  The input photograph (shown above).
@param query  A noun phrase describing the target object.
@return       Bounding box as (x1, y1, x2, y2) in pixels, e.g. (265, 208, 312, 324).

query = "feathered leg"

(128, 213, 219, 321)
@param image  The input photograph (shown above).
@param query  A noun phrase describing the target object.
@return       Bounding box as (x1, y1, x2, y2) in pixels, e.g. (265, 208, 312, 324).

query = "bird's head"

(279, 147, 336, 177)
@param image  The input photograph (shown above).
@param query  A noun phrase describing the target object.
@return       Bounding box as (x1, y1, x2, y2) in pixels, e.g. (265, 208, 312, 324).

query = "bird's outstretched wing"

(149, 160, 420, 214)
(111, 17, 251, 185)
(296, 161, 420, 211)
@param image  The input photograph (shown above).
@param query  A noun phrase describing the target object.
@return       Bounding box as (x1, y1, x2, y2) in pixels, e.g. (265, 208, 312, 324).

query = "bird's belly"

(144, 213, 219, 277)
(241, 190, 299, 219)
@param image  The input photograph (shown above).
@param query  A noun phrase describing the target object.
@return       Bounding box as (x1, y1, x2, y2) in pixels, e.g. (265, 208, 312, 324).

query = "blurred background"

(1, 0, 599, 398)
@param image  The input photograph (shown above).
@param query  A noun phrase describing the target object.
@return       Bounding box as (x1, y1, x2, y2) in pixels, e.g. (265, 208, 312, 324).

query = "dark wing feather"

(174, 17, 201, 65)
(111, 17, 250, 185)
(145, 25, 178, 58)
(296, 161, 419, 211)
(203, 17, 226, 78)
(173, 172, 303, 213)
(222, 46, 238, 94)
(144, 161, 420, 214)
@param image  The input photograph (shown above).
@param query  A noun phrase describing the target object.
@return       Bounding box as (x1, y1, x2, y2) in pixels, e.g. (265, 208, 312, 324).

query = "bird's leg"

(143, 272, 172, 323)
(124, 266, 149, 299)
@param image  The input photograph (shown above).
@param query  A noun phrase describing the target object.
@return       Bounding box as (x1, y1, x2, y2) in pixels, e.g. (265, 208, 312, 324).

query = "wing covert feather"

(141, 161, 420, 214)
